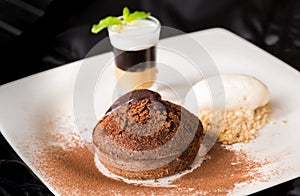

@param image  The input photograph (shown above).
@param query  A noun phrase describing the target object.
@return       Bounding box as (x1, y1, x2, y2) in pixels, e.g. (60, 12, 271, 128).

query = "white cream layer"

(108, 18, 160, 51)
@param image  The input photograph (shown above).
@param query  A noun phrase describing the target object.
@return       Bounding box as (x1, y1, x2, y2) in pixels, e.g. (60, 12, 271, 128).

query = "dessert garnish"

(91, 7, 151, 33)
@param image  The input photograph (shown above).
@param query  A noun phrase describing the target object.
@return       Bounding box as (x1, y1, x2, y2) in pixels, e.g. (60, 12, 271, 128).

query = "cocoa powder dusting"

(33, 134, 264, 195)
(173, 144, 263, 195)
(35, 142, 173, 195)
(29, 115, 267, 195)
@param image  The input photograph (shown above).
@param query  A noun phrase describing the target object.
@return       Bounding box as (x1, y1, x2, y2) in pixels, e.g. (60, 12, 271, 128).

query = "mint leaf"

(91, 16, 122, 34)
(123, 7, 151, 23)
(91, 7, 151, 34)
(123, 7, 130, 22)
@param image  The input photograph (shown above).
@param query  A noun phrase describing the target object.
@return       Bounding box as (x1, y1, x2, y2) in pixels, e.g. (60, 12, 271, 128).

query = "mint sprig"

(91, 16, 122, 34)
(91, 7, 151, 34)
(123, 7, 150, 23)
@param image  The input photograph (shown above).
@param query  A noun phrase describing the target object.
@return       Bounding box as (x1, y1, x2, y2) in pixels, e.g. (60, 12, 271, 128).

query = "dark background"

(1, 0, 300, 195)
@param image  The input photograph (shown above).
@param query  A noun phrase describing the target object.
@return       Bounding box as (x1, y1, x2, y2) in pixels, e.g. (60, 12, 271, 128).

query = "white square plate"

(1, 28, 300, 195)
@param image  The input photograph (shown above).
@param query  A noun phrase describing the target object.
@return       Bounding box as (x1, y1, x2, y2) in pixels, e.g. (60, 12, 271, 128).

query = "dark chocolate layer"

(113, 46, 156, 72)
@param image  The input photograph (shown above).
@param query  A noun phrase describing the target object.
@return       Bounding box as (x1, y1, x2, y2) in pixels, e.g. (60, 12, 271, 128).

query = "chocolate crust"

(93, 89, 203, 179)
(97, 100, 182, 151)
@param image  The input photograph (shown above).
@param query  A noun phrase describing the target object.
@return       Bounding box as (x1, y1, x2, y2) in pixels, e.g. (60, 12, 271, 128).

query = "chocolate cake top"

(106, 89, 162, 116)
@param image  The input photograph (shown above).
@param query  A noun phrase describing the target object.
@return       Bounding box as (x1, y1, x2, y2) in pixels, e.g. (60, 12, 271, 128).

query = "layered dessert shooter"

(190, 74, 271, 144)
(92, 89, 204, 180)
(109, 17, 160, 92)
(92, 7, 161, 93)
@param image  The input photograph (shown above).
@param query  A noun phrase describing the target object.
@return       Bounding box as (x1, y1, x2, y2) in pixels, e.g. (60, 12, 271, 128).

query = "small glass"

(108, 16, 161, 93)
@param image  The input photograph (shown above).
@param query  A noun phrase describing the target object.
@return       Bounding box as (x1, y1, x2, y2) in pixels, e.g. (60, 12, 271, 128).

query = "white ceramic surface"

(1, 28, 300, 195)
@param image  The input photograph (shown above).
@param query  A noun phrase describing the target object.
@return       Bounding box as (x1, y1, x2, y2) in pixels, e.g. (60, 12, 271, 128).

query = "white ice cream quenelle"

(108, 17, 160, 51)
(185, 74, 271, 144)
(192, 74, 270, 111)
